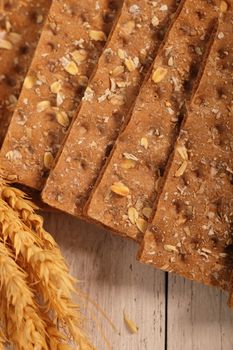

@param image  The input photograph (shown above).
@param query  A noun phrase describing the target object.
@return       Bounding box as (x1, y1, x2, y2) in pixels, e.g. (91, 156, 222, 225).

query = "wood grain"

(42, 212, 233, 350)
(44, 212, 166, 349)
(167, 275, 233, 350)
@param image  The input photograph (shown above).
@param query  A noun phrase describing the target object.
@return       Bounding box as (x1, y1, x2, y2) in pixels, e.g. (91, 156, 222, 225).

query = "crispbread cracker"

(86, 0, 220, 241)
(0, 0, 121, 189)
(42, 0, 180, 215)
(139, 10, 233, 292)
(0, 0, 51, 146)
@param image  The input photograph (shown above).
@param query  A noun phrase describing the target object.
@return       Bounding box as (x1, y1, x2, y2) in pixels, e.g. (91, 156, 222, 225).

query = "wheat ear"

(0, 241, 48, 350)
(0, 242, 76, 350)
(0, 198, 93, 349)
(1, 287, 78, 350)
(0, 184, 57, 249)
(0, 183, 74, 282)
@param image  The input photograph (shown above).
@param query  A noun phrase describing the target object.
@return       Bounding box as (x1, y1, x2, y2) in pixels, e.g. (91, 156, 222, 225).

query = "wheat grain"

(0, 241, 48, 350)
(0, 198, 93, 349)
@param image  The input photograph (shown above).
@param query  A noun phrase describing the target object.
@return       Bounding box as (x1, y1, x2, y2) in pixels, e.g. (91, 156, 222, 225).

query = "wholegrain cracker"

(42, 0, 181, 215)
(0, 0, 121, 189)
(139, 12, 233, 292)
(0, 0, 51, 146)
(86, 0, 220, 241)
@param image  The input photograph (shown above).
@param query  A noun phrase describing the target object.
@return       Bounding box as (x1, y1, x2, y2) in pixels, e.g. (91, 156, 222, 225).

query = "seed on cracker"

(50, 81, 62, 94)
(64, 61, 79, 75)
(37, 101, 51, 113)
(164, 244, 179, 253)
(110, 182, 129, 196)
(176, 145, 188, 160)
(0, 39, 13, 50)
(55, 111, 69, 127)
(140, 137, 148, 149)
(71, 49, 88, 63)
(136, 218, 147, 233)
(24, 76, 36, 89)
(142, 207, 152, 219)
(152, 67, 168, 83)
(120, 159, 136, 169)
(89, 30, 107, 41)
(128, 207, 139, 224)
(118, 48, 126, 59)
(175, 161, 188, 177)
(43, 152, 54, 169)
(121, 20, 135, 35)
(124, 57, 136, 72)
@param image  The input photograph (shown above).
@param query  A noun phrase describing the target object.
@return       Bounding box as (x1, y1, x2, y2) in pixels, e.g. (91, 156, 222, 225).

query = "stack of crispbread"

(0, 0, 232, 306)
(42, 0, 180, 215)
(86, 0, 219, 240)
(138, 11, 233, 293)
(0, 0, 122, 189)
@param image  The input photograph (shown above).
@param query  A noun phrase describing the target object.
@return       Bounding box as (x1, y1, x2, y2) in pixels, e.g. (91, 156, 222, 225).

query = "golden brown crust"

(139, 10, 233, 292)
(42, 0, 181, 215)
(0, 0, 51, 146)
(0, 0, 121, 189)
(86, 0, 220, 241)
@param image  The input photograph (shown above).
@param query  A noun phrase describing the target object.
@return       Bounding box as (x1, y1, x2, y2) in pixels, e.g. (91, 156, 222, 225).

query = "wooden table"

(44, 212, 233, 350)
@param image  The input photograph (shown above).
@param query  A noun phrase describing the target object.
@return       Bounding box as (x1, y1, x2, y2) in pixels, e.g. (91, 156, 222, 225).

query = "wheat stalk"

(0, 241, 48, 350)
(0, 196, 93, 349)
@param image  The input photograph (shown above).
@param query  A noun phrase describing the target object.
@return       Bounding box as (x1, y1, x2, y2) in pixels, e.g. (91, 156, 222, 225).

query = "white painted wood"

(167, 274, 233, 350)
(43, 212, 166, 350)
(43, 211, 233, 350)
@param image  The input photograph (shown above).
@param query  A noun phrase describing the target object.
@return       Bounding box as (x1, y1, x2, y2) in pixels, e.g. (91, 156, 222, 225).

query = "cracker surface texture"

(42, 0, 180, 215)
(86, 0, 220, 241)
(139, 12, 233, 291)
(0, 0, 51, 146)
(0, 0, 121, 189)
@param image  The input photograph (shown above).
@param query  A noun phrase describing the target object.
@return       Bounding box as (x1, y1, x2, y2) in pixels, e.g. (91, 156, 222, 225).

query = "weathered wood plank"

(167, 274, 233, 350)
(44, 212, 166, 349)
